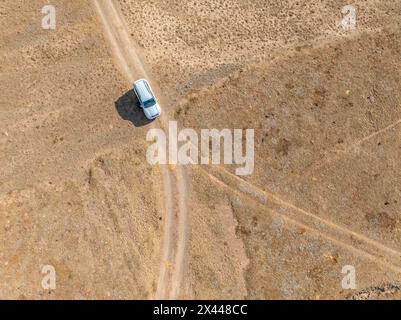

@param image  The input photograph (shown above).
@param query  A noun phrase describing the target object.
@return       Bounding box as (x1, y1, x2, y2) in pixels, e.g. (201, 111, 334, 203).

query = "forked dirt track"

(198, 165, 401, 275)
(92, 0, 189, 299)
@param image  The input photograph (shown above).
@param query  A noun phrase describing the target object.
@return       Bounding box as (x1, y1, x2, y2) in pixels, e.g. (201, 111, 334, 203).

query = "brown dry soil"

(0, 0, 163, 299)
(1, 0, 401, 299)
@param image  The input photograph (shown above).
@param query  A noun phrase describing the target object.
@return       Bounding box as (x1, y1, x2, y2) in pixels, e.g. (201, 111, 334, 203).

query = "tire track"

(305, 117, 401, 177)
(93, 0, 189, 299)
(197, 165, 401, 274)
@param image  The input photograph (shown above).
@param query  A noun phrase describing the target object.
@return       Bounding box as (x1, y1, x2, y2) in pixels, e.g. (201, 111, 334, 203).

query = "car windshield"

(144, 98, 156, 108)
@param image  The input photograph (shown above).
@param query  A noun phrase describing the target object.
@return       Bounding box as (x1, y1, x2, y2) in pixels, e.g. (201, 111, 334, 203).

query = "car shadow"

(115, 90, 154, 127)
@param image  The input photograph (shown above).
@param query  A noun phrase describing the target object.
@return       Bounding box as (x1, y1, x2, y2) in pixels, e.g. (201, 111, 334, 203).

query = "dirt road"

(199, 166, 401, 275)
(93, 0, 189, 299)
(95, 0, 401, 299)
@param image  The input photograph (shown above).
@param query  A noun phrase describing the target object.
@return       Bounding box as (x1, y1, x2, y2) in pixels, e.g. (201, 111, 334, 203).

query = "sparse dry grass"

(1, 0, 401, 299)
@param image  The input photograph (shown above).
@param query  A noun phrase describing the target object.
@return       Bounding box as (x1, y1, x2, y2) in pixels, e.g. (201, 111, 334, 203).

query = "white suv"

(133, 79, 161, 120)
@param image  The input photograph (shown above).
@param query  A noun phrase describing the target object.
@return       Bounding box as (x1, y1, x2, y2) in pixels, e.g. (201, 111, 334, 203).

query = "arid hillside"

(0, 0, 163, 299)
(1, 0, 401, 300)
(118, 0, 401, 299)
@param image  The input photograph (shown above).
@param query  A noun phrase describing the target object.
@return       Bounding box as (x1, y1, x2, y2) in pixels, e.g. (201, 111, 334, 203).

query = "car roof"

(134, 79, 154, 102)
